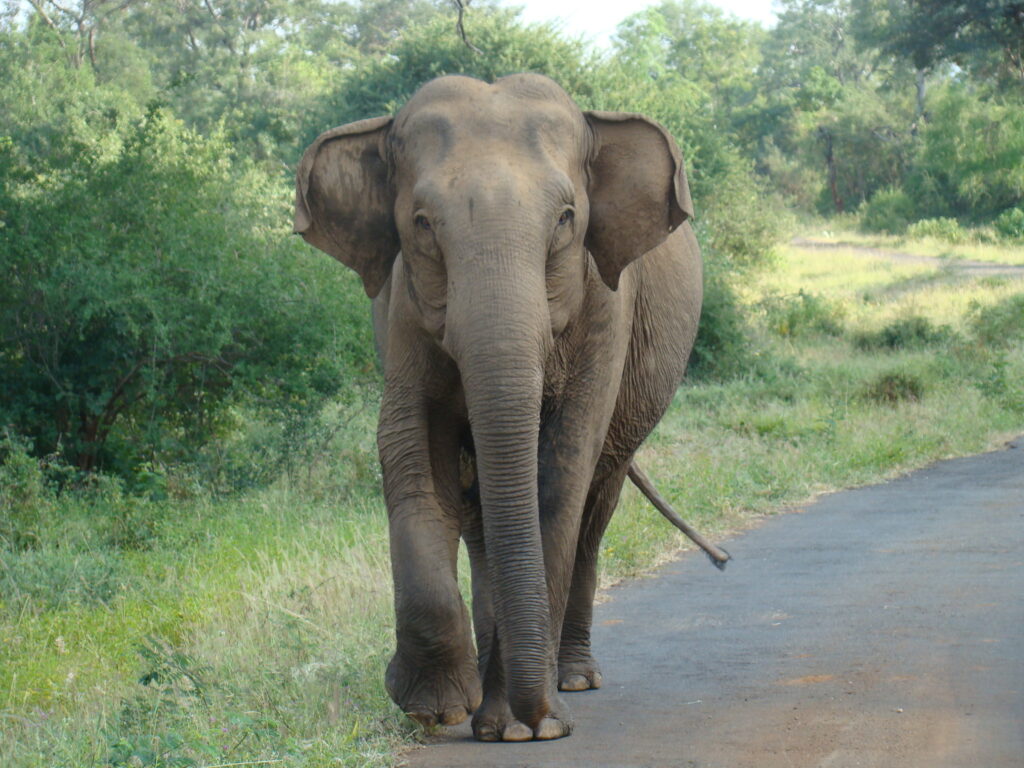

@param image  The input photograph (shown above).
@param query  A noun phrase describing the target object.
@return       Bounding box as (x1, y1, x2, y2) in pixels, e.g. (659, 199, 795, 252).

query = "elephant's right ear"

(294, 116, 398, 299)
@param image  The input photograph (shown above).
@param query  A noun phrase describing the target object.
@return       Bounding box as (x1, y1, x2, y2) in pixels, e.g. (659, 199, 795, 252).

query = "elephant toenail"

(405, 710, 437, 728)
(535, 717, 569, 740)
(502, 722, 533, 741)
(441, 706, 468, 726)
(559, 675, 589, 691)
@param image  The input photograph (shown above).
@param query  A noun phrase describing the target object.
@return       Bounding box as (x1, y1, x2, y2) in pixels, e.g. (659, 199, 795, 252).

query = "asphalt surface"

(403, 437, 1024, 767)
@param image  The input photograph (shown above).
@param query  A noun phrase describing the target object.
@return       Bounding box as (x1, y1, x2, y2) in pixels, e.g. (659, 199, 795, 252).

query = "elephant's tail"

(627, 461, 731, 572)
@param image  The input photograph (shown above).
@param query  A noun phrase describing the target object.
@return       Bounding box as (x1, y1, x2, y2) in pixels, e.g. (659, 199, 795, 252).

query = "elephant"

(293, 73, 702, 742)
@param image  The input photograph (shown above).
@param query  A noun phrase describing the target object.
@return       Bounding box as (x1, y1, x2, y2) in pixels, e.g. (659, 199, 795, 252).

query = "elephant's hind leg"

(558, 461, 630, 691)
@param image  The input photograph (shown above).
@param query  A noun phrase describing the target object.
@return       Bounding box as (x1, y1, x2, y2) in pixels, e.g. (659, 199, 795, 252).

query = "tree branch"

(450, 0, 482, 55)
(25, 0, 69, 51)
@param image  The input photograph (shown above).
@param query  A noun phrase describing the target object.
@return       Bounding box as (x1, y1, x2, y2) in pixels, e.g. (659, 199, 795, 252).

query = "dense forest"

(2, 0, 1023, 483)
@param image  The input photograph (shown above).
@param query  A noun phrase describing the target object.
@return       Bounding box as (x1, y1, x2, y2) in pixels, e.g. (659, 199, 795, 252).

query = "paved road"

(403, 438, 1024, 767)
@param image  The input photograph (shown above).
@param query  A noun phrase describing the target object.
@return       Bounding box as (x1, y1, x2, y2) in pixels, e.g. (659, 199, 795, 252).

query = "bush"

(906, 217, 966, 243)
(758, 289, 844, 338)
(0, 109, 374, 476)
(0, 432, 52, 550)
(860, 371, 925, 404)
(853, 315, 955, 351)
(859, 188, 916, 234)
(994, 207, 1024, 240)
(0, 548, 133, 609)
(969, 294, 1024, 346)
(687, 252, 755, 380)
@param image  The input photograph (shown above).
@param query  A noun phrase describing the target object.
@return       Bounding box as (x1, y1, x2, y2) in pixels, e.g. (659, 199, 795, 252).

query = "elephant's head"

(294, 73, 691, 726)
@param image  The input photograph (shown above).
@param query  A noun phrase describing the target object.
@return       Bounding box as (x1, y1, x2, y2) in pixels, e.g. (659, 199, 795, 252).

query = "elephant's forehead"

(404, 73, 579, 114)
(394, 78, 588, 162)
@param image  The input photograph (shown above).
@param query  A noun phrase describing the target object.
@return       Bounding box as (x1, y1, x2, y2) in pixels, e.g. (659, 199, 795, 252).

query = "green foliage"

(854, 0, 1024, 85)
(860, 370, 925, 404)
(759, 290, 845, 338)
(313, 9, 597, 134)
(969, 293, 1024, 346)
(813, 83, 916, 214)
(994, 206, 1024, 240)
(859, 187, 916, 234)
(0, 25, 149, 171)
(696, 167, 784, 269)
(906, 85, 1024, 221)
(114, 0, 419, 164)
(906, 216, 967, 243)
(1, 108, 374, 473)
(0, 548, 133, 609)
(853, 315, 955, 350)
(687, 254, 754, 379)
(0, 432, 53, 549)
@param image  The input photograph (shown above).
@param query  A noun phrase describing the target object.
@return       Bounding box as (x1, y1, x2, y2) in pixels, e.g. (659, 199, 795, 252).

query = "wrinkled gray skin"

(294, 74, 702, 742)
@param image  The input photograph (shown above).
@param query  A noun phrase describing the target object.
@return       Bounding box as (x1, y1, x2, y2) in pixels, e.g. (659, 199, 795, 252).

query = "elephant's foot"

(471, 690, 573, 742)
(558, 656, 603, 691)
(385, 649, 482, 728)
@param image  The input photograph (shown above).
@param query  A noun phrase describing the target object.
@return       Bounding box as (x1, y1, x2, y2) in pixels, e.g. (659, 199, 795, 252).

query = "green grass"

(3, 238, 1024, 767)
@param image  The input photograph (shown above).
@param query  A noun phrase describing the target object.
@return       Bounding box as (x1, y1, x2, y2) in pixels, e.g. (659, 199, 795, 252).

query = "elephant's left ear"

(584, 111, 693, 291)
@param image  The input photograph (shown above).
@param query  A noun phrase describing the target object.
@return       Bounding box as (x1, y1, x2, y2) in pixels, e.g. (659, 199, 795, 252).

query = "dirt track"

(790, 237, 1024, 278)
(403, 438, 1024, 767)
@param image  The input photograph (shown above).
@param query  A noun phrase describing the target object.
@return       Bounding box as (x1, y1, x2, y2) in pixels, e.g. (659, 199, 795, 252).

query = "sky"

(502, 0, 779, 48)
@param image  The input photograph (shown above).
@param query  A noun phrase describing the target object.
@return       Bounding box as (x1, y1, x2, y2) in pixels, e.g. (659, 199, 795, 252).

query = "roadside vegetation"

(5, 237, 1022, 768)
(2, 1, 1023, 766)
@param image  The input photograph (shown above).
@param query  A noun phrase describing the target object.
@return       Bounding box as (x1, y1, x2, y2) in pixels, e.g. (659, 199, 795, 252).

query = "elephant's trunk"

(444, 248, 554, 728)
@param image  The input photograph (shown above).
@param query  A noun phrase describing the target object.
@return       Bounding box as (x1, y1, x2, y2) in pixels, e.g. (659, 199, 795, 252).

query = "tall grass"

(2, 240, 1023, 767)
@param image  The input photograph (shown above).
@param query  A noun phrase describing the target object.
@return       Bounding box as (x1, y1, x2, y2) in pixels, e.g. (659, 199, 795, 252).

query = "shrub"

(853, 315, 954, 351)
(860, 371, 924, 404)
(994, 207, 1024, 240)
(759, 289, 844, 338)
(0, 548, 132, 609)
(697, 170, 785, 270)
(687, 253, 754, 380)
(0, 109, 374, 476)
(973, 350, 1024, 415)
(906, 217, 966, 243)
(0, 432, 52, 550)
(859, 188, 916, 234)
(969, 294, 1024, 346)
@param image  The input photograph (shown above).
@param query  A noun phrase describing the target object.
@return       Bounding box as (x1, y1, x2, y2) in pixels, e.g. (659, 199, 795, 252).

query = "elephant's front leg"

(379, 387, 481, 727)
(466, 375, 625, 739)
(462, 451, 576, 742)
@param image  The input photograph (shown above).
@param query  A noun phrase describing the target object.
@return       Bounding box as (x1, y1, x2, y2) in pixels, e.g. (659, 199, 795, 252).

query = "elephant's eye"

(558, 209, 574, 226)
(415, 215, 432, 232)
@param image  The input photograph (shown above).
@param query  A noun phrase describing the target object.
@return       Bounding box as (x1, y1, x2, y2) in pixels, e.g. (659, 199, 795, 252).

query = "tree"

(108, 0, 447, 163)
(612, 0, 765, 133)
(905, 83, 1024, 219)
(0, 109, 371, 471)
(855, 0, 1024, 85)
(21, 0, 137, 70)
